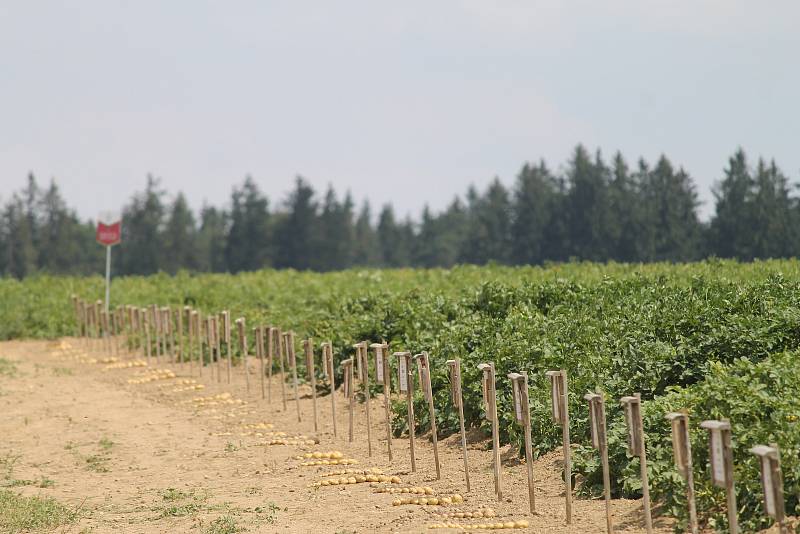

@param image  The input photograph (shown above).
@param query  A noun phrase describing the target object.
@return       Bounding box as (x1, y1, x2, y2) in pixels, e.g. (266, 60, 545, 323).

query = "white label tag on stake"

(762, 457, 775, 516)
(710, 431, 726, 486)
(376, 348, 384, 383)
(399, 358, 408, 392)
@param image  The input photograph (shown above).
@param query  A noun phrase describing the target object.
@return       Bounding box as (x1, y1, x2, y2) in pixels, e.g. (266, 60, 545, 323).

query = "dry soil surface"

(0, 339, 677, 534)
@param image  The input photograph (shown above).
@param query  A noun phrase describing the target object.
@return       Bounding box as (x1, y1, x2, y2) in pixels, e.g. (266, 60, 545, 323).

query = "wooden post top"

(584, 392, 602, 403)
(750, 444, 779, 459)
(700, 420, 731, 432)
(665, 411, 688, 422)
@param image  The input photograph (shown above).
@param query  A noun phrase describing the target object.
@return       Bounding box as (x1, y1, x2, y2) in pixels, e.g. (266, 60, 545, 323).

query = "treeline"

(1, 146, 797, 277)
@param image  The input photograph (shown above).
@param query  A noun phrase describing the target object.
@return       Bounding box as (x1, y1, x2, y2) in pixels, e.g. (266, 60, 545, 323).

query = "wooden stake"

(220, 311, 231, 383)
(164, 308, 175, 363)
(586, 391, 612, 532)
(275, 327, 287, 411)
(666, 412, 698, 534)
(285, 331, 301, 422)
(750, 444, 786, 533)
(192, 310, 204, 376)
(185, 309, 192, 372)
(236, 318, 250, 393)
(414, 352, 440, 479)
(215, 315, 224, 382)
(446, 358, 470, 492)
(206, 316, 215, 377)
(303, 339, 318, 432)
(143, 309, 151, 364)
(700, 420, 738, 534)
(352, 342, 372, 457)
(343, 358, 355, 442)
(322, 342, 337, 437)
(266, 326, 274, 403)
(371, 342, 392, 461)
(621, 394, 651, 534)
(510, 372, 536, 514)
(176, 308, 184, 365)
(150, 304, 160, 362)
(547, 370, 572, 523)
(394, 352, 415, 472)
(255, 326, 266, 399)
(479, 362, 501, 500)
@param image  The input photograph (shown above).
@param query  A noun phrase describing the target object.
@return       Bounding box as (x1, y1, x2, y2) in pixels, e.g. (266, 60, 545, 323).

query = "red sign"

(96, 221, 122, 246)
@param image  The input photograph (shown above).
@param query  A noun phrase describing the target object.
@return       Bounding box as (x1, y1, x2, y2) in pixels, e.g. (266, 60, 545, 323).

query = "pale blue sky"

(1, 1, 798, 221)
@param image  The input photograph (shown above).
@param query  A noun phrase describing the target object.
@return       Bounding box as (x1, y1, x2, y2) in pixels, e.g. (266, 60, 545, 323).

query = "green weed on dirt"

(0, 490, 77, 532)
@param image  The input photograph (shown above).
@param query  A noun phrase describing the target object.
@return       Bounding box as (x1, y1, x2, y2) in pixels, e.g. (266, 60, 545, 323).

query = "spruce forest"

(2, 145, 797, 278)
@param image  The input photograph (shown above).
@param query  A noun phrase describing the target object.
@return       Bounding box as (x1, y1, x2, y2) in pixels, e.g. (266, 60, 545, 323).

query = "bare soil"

(0, 339, 676, 533)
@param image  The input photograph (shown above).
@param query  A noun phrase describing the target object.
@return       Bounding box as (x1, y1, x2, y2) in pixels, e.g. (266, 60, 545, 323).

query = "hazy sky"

(1, 1, 798, 221)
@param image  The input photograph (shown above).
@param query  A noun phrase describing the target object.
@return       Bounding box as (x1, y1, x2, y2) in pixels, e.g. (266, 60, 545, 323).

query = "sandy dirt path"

(0, 339, 674, 533)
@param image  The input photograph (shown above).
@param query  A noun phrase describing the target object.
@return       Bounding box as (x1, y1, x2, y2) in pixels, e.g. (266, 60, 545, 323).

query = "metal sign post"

(478, 362, 501, 500)
(586, 391, 612, 533)
(665, 412, 698, 534)
(95, 214, 121, 314)
(620, 394, 652, 534)
(509, 372, 536, 514)
(447, 358, 470, 492)
(750, 444, 786, 533)
(394, 351, 415, 472)
(700, 420, 738, 534)
(415, 352, 441, 479)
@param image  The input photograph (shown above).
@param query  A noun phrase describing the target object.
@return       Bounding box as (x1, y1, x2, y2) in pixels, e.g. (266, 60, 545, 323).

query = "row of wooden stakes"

(70, 297, 788, 534)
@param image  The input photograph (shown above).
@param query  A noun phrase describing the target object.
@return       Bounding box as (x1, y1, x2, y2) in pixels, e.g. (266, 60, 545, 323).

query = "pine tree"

(352, 201, 379, 267)
(607, 153, 640, 262)
(162, 193, 199, 274)
(640, 156, 702, 261)
(274, 176, 318, 270)
(377, 205, 410, 267)
(564, 146, 614, 261)
(197, 205, 228, 272)
(119, 175, 167, 275)
(710, 149, 754, 259)
(38, 180, 91, 274)
(750, 159, 796, 258)
(225, 177, 271, 272)
(510, 161, 558, 265)
(316, 186, 355, 271)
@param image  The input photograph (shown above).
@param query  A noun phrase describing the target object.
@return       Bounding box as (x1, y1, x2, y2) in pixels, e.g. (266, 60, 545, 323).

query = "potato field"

(2, 260, 799, 533)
